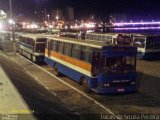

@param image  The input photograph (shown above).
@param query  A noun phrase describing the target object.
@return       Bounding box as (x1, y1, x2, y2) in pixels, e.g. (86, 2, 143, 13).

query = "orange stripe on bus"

(51, 51, 92, 72)
(45, 49, 92, 72)
(45, 49, 48, 55)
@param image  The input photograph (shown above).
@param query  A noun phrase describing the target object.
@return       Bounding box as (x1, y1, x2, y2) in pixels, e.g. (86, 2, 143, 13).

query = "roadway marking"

(17, 54, 121, 120)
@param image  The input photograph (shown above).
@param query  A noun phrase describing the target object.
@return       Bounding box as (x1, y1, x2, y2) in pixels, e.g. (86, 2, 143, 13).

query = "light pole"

(44, 8, 47, 22)
(47, 14, 50, 23)
(9, 0, 16, 54)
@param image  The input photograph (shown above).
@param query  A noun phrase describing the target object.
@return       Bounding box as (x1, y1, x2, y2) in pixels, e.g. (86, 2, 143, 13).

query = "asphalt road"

(5, 52, 160, 116)
(0, 52, 79, 120)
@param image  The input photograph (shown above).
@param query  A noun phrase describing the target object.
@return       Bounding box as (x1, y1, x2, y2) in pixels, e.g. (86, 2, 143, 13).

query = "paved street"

(0, 52, 79, 120)
(1, 49, 160, 118)
(0, 65, 37, 120)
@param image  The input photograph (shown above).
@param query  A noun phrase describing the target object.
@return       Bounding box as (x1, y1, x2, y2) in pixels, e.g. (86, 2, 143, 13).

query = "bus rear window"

(36, 38, 47, 42)
(35, 43, 45, 53)
(117, 36, 132, 45)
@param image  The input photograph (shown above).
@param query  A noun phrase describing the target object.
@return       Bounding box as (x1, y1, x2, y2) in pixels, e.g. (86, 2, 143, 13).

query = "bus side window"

(81, 46, 92, 63)
(48, 41, 52, 51)
(58, 41, 64, 54)
(51, 40, 57, 51)
(72, 44, 82, 60)
(64, 43, 72, 57)
(56, 41, 60, 52)
(92, 52, 99, 76)
(113, 38, 117, 44)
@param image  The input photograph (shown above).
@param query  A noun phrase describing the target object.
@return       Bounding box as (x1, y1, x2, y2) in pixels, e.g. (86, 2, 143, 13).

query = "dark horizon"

(1, 0, 160, 21)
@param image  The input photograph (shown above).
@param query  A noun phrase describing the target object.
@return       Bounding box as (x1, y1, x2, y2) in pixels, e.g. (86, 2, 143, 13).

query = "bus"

(19, 34, 47, 62)
(132, 34, 160, 59)
(0, 31, 11, 41)
(60, 32, 79, 38)
(60, 29, 86, 39)
(45, 36, 137, 93)
(85, 32, 132, 45)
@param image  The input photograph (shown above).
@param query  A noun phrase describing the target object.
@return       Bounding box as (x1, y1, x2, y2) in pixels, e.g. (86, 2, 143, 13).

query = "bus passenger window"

(72, 44, 81, 59)
(92, 52, 99, 76)
(64, 43, 72, 56)
(81, 46, 92, 63)
(58, 42, 64, 54)
(51, 40, 57, 51)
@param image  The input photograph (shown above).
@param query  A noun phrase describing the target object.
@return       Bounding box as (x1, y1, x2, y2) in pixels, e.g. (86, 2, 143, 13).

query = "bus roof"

(0, 31, 12, 34)
(86, 32, 118, 36)
(20, 34, 46, 40)
(47, 36, 125, 49)
(87, 32, 132, 36)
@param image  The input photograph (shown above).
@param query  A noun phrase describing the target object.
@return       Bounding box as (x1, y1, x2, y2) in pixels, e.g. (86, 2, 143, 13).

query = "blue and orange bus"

(45, 36, 137, 93)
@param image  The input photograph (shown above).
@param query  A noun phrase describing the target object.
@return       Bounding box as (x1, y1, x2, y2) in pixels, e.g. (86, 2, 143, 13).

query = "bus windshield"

(35, 43, 45, 53)
(146, 36, 160, 49)
(133, 38, 145, 48)
(100, 56, 135, 73)
(117, 36, 132, 45)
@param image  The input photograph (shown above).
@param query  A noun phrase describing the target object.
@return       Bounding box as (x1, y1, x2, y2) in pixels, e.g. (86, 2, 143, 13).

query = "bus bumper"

(93, 86, 137, 94)
(137, 52, 160, 60)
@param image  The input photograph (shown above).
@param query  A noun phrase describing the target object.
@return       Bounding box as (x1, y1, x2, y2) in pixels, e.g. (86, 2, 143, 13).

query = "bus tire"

(54, 66, 61, 77)
(32, 55, 36, 62)
(81, 78, 91, 93)
(19, 49, 22, 54)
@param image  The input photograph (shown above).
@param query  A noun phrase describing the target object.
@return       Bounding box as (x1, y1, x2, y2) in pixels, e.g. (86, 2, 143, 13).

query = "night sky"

(1, 0, 160, 20)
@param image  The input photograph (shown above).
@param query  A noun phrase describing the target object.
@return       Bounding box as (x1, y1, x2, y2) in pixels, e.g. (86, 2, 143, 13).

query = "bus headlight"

(104, 83, 110, 87)
(98, 82, 110, 88)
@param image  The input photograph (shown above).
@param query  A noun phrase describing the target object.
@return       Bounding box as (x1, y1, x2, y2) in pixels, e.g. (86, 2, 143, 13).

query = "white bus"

(85, 32, 132, 45)
(132, 34, 160, 59)
(19, 34, 47, 62)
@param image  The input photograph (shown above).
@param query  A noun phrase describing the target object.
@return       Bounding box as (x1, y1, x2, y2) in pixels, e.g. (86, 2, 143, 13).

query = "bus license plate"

(117, 88, 125, 92)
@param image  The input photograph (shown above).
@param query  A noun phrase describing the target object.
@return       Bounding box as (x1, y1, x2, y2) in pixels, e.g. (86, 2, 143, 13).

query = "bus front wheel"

(81, 78, 91, 93)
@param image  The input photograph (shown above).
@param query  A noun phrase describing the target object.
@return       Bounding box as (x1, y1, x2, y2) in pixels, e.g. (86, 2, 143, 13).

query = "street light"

(56, 16, 59, 21)
(8, 19, 14, 24)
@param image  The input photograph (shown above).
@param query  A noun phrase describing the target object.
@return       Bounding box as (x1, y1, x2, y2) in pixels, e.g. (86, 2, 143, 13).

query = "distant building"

(65, 7, 74, 21)
(34, 9, 45, 22)
(51, 9, 63, 21)
(109, 14, 127, 23)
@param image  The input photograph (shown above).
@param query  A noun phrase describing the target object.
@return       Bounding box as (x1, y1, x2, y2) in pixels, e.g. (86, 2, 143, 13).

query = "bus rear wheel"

(81, 78, 91, 93)
(54, 66, 61, 77)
